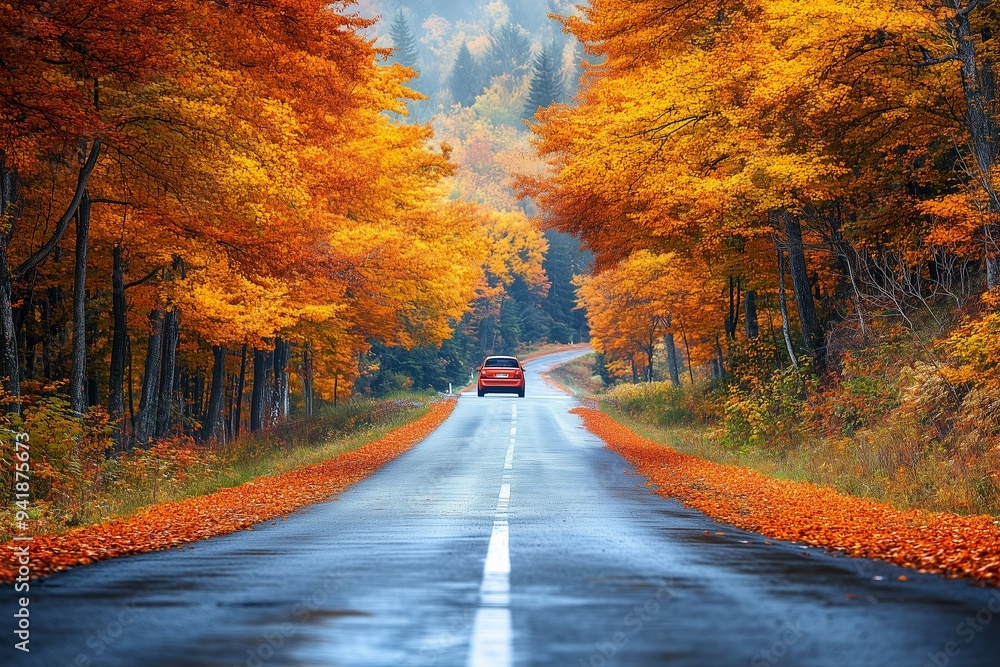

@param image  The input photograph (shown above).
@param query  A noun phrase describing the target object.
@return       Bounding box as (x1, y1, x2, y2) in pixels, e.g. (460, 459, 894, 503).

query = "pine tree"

(487, 23, 531, 79)
(450, 43, 481, 107)
(388, 10, 419, 69)
(523, 43, 564, 119)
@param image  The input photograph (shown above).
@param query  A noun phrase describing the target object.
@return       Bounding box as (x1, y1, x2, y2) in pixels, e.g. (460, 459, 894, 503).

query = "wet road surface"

(4, 347, 1000, 666)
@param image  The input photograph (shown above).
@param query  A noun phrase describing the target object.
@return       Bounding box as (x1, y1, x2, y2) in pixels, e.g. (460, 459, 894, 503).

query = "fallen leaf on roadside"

(572, 407, 1000, 586)
(0, 399, 457, 582)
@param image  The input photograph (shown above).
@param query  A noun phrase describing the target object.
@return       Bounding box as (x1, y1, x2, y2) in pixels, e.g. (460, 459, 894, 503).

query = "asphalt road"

(4, 347, 1000, 667)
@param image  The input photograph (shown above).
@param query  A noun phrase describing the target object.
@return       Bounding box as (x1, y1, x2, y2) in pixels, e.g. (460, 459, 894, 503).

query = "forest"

(528, 0, 1000, 514)
(0, 0, 587, 440)
(7, 0, 1000, 532)
(0, 0, 588, 529)
(361, 0, 590, 394)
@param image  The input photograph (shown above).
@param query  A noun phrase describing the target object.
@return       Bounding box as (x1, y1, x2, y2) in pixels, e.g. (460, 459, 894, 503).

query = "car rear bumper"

(478, 379, 524, 393)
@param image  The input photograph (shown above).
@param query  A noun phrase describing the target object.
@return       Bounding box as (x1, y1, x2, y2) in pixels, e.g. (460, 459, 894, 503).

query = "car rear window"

(484, 358, 519, 368)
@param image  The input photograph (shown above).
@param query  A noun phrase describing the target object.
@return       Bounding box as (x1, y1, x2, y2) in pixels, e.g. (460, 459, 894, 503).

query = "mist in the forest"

(360, 0, 582, 124)
(354, 0, 592, 376)
(363, 0, 563, 30)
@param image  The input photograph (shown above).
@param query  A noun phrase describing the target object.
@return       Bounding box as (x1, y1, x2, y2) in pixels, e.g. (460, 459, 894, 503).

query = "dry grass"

(601, 402, 1000, 517)
(547, 353, 605, 396)
(0, 397, 433, 542)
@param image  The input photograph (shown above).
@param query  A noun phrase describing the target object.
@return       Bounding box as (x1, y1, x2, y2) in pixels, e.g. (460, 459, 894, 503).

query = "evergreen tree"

(389, 9, 419, 69)
(487, 23, 531, 79)
(496, 297, 523, 354)
(542, 229, 590, 343)
(450, 42, 481, 107)
(523, 43, 564, 119)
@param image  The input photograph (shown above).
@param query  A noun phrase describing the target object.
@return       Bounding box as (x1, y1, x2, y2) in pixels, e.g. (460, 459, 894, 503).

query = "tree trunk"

(646, 336, 655, 383)
(87, 369, 99, 408)
(23, 330, 36, 380)
(70, 191, 90, 413)
(108, 246, 127, 430)
(0, 164, 20, 410)
(41, 286, 60, 380)
(155, 309, 179, 438)
(630, 357, 639, 384)
(782, 211, 823, 370)
(725, 276, 741, 339)
(953, 6, 1000, 287)
(777, 244, 801, 370)
(301, 343, 314, 417)
(136, 310, 164, 443)
(250, 347, 266, 432)
(678, 319, 695, 385)
(713, 334, 726, 380)
(14, 280, 35, 384)
(0, 239, 19, 411)
(273, 337, 289, 420)
(744, 289, 759, 339)
(179, 371, 189, 431)
(204, 346, 226, 442)
(665, 329, 681, 389)
(234, 344, 248, 437)
(86, 309, 99, 407)
(193, 372, 205, 425)
(127, 335, 136, 437)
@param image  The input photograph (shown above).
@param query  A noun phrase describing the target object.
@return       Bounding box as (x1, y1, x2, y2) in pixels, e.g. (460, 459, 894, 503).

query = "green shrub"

(603, 381, 702, 427)
(722, 365, 817, 451)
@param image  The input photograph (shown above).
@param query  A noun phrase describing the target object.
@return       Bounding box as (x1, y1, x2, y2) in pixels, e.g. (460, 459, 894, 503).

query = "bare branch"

(13, 138, 102, 280)
(124, 267, 161, 290)
(919, 46, 960, 67)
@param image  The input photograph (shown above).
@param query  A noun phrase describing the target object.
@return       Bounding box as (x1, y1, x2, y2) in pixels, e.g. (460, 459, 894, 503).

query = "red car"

(477, 356, 526, 397)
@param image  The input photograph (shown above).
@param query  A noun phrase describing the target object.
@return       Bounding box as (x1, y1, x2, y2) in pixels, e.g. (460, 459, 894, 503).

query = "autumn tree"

(526, 0, 974, 379)
(0, 0, 187, 410)
(0, 0, 501, 446)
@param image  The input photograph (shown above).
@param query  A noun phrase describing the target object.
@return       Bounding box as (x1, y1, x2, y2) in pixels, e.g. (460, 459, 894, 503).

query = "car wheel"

(518, 389, 525, 398)
(478, 388, 485, 397)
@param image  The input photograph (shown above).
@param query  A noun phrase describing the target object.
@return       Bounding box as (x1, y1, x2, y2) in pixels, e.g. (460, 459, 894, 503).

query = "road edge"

(572, 406, 1000, 586)
(0, 399, 458, 583)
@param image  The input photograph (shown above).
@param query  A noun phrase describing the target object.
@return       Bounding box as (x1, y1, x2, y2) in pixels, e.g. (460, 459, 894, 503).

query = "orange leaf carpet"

(0, 399, 456, 582)
(573, 407, 1000, 585)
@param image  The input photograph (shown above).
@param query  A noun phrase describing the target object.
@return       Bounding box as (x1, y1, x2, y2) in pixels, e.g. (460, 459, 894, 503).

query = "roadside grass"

(576, 405, 1000, 584)
(600, 396, 1000, 517)
(1, 396, 431, 542)
(549, 354, 999, 517)
(546, 352, 603, 396)
(0, 399, 456, 581)
(600, 402, 811, 482)
(149, 397, 431, 504)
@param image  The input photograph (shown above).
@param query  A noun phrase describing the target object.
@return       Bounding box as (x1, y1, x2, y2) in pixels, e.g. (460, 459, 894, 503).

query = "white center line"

(468, 406, 517, 667)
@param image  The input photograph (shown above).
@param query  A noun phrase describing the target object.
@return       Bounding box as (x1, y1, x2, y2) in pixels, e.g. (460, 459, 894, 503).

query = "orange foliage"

(577, 251, 720, 376)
